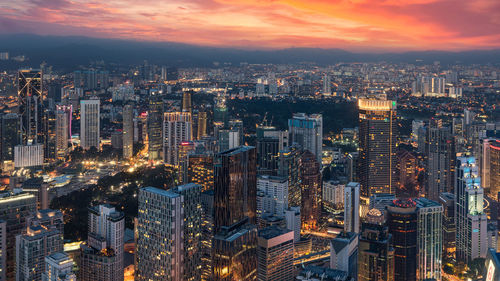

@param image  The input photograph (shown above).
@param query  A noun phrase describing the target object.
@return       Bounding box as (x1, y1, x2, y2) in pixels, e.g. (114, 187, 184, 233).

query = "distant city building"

(73, 70, 109, 90)
(182, 91, 192, 115)
(0, 220, 5, 281)
(288, 113, 322, 163)
(200, 190, 214, 281)
(257, 226, 294, 281)
(79, 205, 124, 281)
(299, 150, 321, 230)
(1, 114, 20, 163)
(284, 207, 301, 243)
(147, 91, 163, 161)
(439, 192, 456, 259)
(257, 175, 288, 217)
(330, 231, 358, 280)
(277, 145, 301, 207)
(18, 69, 44, 145)
(163, 112, 192, 165)
(358, 99, 397, 196)
(187, 152, 214, 192)
(455, 157, 487, 263)
(197, 111, 208, 140)
(489, 140, 500, 199)
(344, 182, 360, 234)
(55, 109, 69, 159)
(80, 99, 100, 150)
(256, 125, 288, 174)
(322, 181, 344, 209)
(14, 144, 44, 168)
(42, 252, 76, 281)
(122, 103, 134, 159)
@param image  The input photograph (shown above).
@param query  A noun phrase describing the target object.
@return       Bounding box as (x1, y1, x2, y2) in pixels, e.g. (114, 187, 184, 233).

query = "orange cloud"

(0, 0, 499, 51)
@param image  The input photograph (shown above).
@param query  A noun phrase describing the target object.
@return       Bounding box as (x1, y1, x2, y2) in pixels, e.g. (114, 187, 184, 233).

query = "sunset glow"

(1, 0, 500, 51)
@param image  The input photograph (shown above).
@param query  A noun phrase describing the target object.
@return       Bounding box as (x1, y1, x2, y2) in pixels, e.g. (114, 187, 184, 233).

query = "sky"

(1, 0, 500, 51)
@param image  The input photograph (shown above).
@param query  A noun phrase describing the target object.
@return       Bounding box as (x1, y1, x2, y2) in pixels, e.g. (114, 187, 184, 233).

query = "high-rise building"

(284, 207, 301, 243)
(163, 112, 192, 165)
(425, 120, 455, 201)
(177, 141, 195, 184)
(0, 191, 36, 280)
(136, 187, 183, 281)
(182, 91, 192, 115)
(18, 69, 43, 145)
(299, 150, 321, 230)
(257, 226, 294, 281)
(14, 143, 44, 168)
(123, 103, 134, 159)
(256, 126, 288, 174)
(213, 94, 228, 128)
(288, 113, 322, 163)
(257, 176, 288, 217)
(43, 109, 56, 162)
(358, 99, 397, 196)
(197, 111, 208, 140)
(147, 91, 163, 161)
(42, 252, 76, 281)
(398, 149, 418, 190)
(330, 231, 358, 280)
(217, 128, 240, 152)
(344, 182, 360, 234)
(490, 140, 500, 199)
(73, 70, 108, 90)
(0, 220, 6, 281)
(439, 192, 456, 259)
(188, 152, 214, 192)
(386, 199, 417, 281)
(277, 145, 301, 207)
(415, 198, 443, 281)
(322, 74, 331, 94)
(358, 209, 394, 281)
(79, 205, 124, 281)
(1, 114, 20, 163)
(171, 183, 202, 281)
(200, 190, 214, 281)
(213, 146, 258, 281)
(455, 157, 487, 263)
(55, 109, 69, 159)
(80, 99, 100, 150)
(15, 217, 63, 281)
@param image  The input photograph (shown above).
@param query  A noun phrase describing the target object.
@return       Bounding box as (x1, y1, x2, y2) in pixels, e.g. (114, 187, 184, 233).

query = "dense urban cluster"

(0, 53, 499, 281)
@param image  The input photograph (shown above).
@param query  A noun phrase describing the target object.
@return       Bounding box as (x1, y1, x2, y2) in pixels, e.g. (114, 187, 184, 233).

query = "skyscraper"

(43, 109, 56, 161)
(257, 175, 288, 217)
(18, 69, 43, 145)
(188, 152, 214, 192)
(182, 91, 192, 115)
(197, 111, 208, 140)
(257, 226, 294, 281)
(490, 140, 500, 199)
(200, 190, 214, 281)
(136, 187, 183, 281)
(455, 157, 487, 263)
(330, 231, 358, 280)
(55, 109, 69, 159)
(386, 199, 417, 281)
(171, 183, 203, 281)
(415, 197, 443, 281)
(425, 120, 455, 201)
(213, 146, 258, 281)
(358, 99, 397, 196)
(0, 190, 36, 280)
(15, 217, 63, 281)
(163, 112, 192, 165)
(299, 150, 321, 230)
(358, 209, 394, 281)
(79, 205, 124, 281)
(122, 103, 134, 159)
(344, 182, 360, 234)
(42, 252, 76, 281)
(1, 113, 20, 163)
(439, 192, 456, 259)
(288, 113, 322, 163)
(80, 99, 100, 150)
(277, 145, 301, 207)
(256, 125, 288, 174)
(147, 91, 163, 161)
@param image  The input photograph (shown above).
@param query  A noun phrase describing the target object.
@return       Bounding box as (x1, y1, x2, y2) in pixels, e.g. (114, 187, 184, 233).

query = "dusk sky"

(1, 0, 500, 51)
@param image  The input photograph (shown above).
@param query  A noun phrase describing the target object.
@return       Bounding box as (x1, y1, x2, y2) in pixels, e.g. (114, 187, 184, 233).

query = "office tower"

(299, 150, 321, 230)
(386, 199, 417, 281)
(163, 112, 192, 165)
(136, 187, 183, 281)
(110, 131, 123, 149)
(412, 76, 446, 96)
(200, 190, 214, 281)
(322, 74, 331, 94)
(43, 109, 56, 161)
(213, 146, 257, 281)
(415, 198, 442, 281)
(439, 192, 456, 258)
(80, 100, 100, 150)
(42, 252, 76, 281)
(55, 109, 68, 159)
(182, 91, 192, 115)
(171, 183, 202, 281)
(398, 149, 418, 190)
(217, 128, 240, 152)
(148, 92, 163, 161)
(358, 209, 394, 281)
(214, 94, 228, 127)
(344, 182, 360, 233)
(257, 226, 294, 281)
(0, 191, 36, 280)
(177, 141, 195, 184)
(80, 205, 124, 281)
(347, 152, 359, 182)
(15, 218, 63, 281)
(256, 125, 288, 174)
(188, 152, 214, 192)
(18, 69, 43, 145)
(277, 145, 301, 207)
(358, 99, 397, 196)
(197, 111, 208, 140)
(284, 207, 301, 242)
(330, 232, 358, 279)
(257, 176, 288, 217)
(14, 144, 43, 167)
(55, 105, 72, 138)
(368, 193, 396, 213)
(425, 120, 455, 201)
(0, 220, 6, 281)
(455, 157, 487, 263)
(122, 103, 134, 159)
(1, 114, 20, 163)
(490, 140, 500, 199)
(73, 70, 108, 90)
(288, 113, 323, 163)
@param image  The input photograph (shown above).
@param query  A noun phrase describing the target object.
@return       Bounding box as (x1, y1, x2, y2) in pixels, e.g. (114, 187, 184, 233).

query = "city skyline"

(0, 0, 499, 51)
